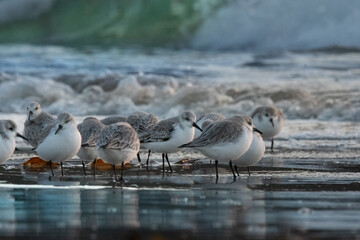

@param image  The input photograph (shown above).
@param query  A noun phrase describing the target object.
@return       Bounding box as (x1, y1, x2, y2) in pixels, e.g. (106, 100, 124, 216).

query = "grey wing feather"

(183, 120, 243, 147)
(24, 112, 56, 147)
(37, 124, 55, 145)
(78, 123, 104, 147)
(141, 118, 176, 143)
(97, 125, 139, 150)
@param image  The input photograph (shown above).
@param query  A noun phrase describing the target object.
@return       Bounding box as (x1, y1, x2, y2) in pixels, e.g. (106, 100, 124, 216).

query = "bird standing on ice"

(251, 106, 284, 151)
(140, 111, 202, 172)
(0, 120, 28, 164)
(77, 117, 105, 176)
(96, 122, 140, 183)
(180, 115, 262, 181)
(36, 112, 81, 176)
(24, 101, 56, 148)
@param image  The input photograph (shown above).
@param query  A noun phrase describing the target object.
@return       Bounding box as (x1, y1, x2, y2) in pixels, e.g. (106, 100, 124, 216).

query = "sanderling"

(96, 122, 140, 182)
(0, 120, 27, 164)
(77, 117, 105, 176)
(233, 115, 265, 176)
(36, 113, 82, 176)
(180, 115, 262, 180)
(127, 111, 159, 164)
(24, 101, 56, 148)
(140, 111, 202, 172)
(100, 116, 127, 125)
(195, 113, 225, 138)
(251, 106, 284, 151)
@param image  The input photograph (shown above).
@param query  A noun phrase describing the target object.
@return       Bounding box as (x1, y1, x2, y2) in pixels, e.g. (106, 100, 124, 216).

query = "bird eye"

(265, 113, 269, 117)
(9, 127, 14, 131)
(247, 121, 252, 125)
(185, 117, 190, 121)
(35, 107, 38, 110)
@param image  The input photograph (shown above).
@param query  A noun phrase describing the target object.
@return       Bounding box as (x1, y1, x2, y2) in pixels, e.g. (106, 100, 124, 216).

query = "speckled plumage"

(77, 117, 105, 147)
(100, 116, 127, 125)
(97, 122, 140, 151)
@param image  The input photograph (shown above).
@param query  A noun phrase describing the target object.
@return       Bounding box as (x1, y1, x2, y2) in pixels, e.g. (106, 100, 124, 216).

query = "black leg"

(247, 166, 251, 176)
(146, 150, 151, 165)
(215, 160, 219, 182)
(137, 152, 141, 164)
(82, 160, 86, 176)
(60, 162, 64, 176)
(49, 160, 54, 177)
(234, 165, 240, 176)
(119, 162, 124, 184)
(113, 164, 117, 181)
(229, 160, 236, 179)
(271, 138, 274, 152)
(162, 153, 165, 172)
(165, 153, 173, 173)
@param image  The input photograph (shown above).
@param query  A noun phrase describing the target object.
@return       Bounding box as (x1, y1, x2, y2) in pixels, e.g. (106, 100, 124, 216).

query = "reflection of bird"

(77, 117, 105, 176)
(180, 115, 261, 181)
(252, 106, 284, 151)
(0, 120, 27, 164)
(126, 111, 159, 164)
(36, 113, 81, 176)
(141, 111, 202, 172)
(97, 122, 140, 182)
(23, 101, 56, 148)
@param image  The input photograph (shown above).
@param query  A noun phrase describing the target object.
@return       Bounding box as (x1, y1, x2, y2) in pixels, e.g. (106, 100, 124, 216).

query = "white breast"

(234, 132, 265, 167)
(0, 137, 15, 164)
(37, 126, 81, 163)
(144, 125, 195, 155)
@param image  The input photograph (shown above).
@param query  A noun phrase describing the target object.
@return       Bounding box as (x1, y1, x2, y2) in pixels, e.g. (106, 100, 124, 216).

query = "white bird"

(251, 106, 284, 151)
(96, 122, 140, 182)
(0, 120, 27, 164)
(126, 111, 159, 164)
(233, 115, 265, 176)
(180, 115, 262, 180)
(23, 101, 56, 148)
(195, 113, 225, 138)
(77, 117, 105, 176)
(140, 111, 202, 172)
(36, 112, 82, 176)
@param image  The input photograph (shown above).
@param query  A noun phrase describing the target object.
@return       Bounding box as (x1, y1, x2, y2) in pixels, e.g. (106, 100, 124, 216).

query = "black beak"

(253, 128, 263, 135)
(16, 133, 28, 141)
(192, 122, 203, 132)
(270, 118, 274, 127)
(28, 112, 32, 121)
(55, 125, 63, 135)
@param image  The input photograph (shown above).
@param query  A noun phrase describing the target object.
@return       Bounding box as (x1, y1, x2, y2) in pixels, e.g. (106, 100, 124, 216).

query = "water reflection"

(0, 183, 267, 239)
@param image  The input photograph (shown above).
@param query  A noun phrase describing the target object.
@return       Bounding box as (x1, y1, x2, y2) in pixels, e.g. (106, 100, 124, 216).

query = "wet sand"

(0, 130, 359, 240)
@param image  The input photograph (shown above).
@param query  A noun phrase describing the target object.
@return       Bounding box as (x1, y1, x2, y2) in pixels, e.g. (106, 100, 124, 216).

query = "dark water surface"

(0, 136, 359, 240)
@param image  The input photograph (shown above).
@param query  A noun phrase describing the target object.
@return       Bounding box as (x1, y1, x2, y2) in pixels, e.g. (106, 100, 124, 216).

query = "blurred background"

(0, 0, 359, 121)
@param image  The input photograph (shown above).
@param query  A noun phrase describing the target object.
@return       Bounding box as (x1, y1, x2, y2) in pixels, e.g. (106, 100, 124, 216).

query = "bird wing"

(140, 118, 176, 143)
(97, 125, 139, 150)
(181, 120, 243, 147)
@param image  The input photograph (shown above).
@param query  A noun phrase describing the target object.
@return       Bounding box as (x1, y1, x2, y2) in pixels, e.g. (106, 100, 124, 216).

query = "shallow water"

(0, 43, 360, 239)
(0, 120, 359, 239)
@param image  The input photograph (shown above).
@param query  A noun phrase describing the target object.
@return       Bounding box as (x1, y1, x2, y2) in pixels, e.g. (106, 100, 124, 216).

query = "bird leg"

(49, 160, 54, 177)
(137, 152, 141, 164)
(271, 138, 274, 152)
(165, 153, 173, 173)
(234, 165, 240, 176)
(60, 162, 64, 177)
(229, 160, 236, 179)
(82, 160, 86, 176)
(215, 160, 219, 182)
(93, 159, 97, 179)
(247, 166, 251, 176)
(146, 150, 151, 165)
(162, 153, 165, 172)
